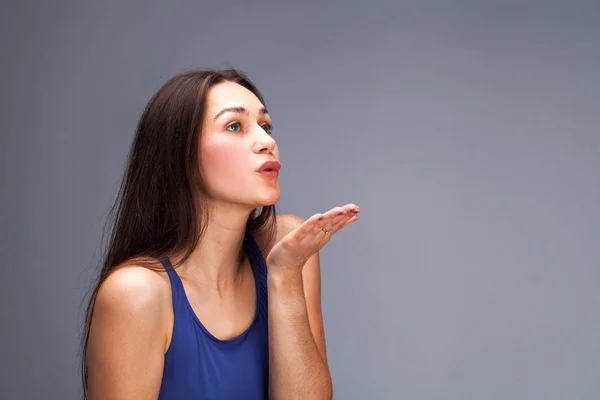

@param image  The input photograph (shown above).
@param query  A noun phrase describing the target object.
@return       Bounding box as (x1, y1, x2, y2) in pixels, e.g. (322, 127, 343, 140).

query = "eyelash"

(226, 122, 273, 135)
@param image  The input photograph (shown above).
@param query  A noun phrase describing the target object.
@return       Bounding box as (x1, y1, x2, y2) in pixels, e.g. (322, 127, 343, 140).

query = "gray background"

(1, 0, 599, 399)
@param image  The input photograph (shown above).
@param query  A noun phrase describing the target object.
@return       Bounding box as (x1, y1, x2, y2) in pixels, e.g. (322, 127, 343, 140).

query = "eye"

(261, 123, 273, 134)
(226, 122, 241, 132)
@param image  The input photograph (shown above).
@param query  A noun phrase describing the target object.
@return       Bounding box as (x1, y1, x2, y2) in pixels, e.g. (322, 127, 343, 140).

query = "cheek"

(200, 140, 249, 188)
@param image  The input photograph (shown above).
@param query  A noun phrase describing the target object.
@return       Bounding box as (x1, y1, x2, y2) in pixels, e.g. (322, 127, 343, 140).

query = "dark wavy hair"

(79, 68, 277, 398)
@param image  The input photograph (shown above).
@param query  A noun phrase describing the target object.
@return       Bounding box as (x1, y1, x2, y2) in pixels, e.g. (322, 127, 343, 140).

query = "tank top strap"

(243, 228, 269, 314)
(159, 256, 188, 309)
(243, 229, 268, 274)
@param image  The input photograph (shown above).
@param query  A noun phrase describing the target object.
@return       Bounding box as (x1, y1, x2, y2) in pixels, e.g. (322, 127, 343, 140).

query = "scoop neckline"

(166, 231, 261, 344)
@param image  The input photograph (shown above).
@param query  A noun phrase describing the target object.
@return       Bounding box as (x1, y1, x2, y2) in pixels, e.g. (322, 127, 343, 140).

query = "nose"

(253, 125, 277, 154)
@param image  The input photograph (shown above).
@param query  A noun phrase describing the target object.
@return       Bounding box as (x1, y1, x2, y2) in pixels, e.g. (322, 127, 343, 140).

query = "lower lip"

(259, 170, 279, 178)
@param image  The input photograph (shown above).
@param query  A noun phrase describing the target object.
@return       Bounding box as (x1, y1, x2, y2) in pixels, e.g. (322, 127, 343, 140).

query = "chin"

(255, 191, 280, 207)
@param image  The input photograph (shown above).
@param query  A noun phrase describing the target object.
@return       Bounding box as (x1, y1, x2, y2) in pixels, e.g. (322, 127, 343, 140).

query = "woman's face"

(199, 81, 280, 208)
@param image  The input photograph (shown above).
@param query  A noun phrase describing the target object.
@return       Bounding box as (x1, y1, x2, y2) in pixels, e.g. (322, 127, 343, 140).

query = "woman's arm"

(86, 266, 170, 400)
(267, 209, 358, 399)
(268, 249, 332, 400)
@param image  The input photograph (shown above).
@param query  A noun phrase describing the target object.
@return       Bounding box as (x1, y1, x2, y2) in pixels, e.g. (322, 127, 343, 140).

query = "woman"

(81, 68, 359, 399)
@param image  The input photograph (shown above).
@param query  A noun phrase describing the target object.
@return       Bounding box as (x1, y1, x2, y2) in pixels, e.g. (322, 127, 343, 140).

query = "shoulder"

(94, 261, 171, 325)
(87, 260, 172, 396)
(275, 213, 305, 237)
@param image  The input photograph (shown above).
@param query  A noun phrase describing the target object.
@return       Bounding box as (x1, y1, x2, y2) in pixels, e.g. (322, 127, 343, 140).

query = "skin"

(86, 81, 359, 399)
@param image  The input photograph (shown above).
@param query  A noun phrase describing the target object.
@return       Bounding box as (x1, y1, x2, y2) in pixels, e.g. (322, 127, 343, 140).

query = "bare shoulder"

(275, 213, 306, 236)
(90, 259, 173, 349)
(87, 260, 171, 398)
(95, 261, 171, 314)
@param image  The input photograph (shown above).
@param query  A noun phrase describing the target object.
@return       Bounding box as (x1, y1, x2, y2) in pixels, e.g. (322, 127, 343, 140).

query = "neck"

(174, 202, 253, 287)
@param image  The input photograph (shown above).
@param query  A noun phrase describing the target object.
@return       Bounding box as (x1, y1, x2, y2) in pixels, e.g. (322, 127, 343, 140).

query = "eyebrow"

(213, 106, 269, 121)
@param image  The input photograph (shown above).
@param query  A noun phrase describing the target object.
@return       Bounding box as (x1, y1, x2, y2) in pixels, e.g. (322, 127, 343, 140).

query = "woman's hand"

(265, 203, 360, 277)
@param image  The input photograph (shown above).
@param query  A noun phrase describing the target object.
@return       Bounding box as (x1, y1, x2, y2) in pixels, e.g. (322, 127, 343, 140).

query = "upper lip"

(258, 160, 281, 172)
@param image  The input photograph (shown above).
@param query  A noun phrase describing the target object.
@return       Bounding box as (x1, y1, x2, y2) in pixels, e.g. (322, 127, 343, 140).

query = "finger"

(296, 213, 325, 241)
(342, 203, 360, 214)
(319, 204, 359, 222)
(342, 214, 358, 227)
(329, 210, 352, 233)
(329, 204, 359, 229)
(320, 207, 347, 234)
(321, 206, 345, 220)
(329, 211, 357, 234)
(318, 225, 331, 237)
(340, 204, 360, 229)
(302, 204, 360, 239)
(317, 205, 359, 236)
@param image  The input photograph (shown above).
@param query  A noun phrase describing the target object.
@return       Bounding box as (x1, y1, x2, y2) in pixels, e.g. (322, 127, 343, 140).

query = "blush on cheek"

(200, 140, 250, 195)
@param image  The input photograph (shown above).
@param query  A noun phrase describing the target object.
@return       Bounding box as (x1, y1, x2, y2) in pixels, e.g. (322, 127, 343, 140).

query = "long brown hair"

(79, 68, 277, 398)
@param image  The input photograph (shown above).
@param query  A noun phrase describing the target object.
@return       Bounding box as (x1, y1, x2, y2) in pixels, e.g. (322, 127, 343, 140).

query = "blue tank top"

(157, 229, 269, 399)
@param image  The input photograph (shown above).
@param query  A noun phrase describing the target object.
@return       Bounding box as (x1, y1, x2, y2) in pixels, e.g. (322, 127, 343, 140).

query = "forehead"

(206, 81, 263, 115)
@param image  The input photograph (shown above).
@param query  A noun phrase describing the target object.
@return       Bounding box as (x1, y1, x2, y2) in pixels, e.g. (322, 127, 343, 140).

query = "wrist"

(267, 265, 304, 290)
(267, 267, 307, 316)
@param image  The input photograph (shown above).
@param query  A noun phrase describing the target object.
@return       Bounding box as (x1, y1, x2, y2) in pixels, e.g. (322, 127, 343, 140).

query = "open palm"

(266, 203, 360, 272)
